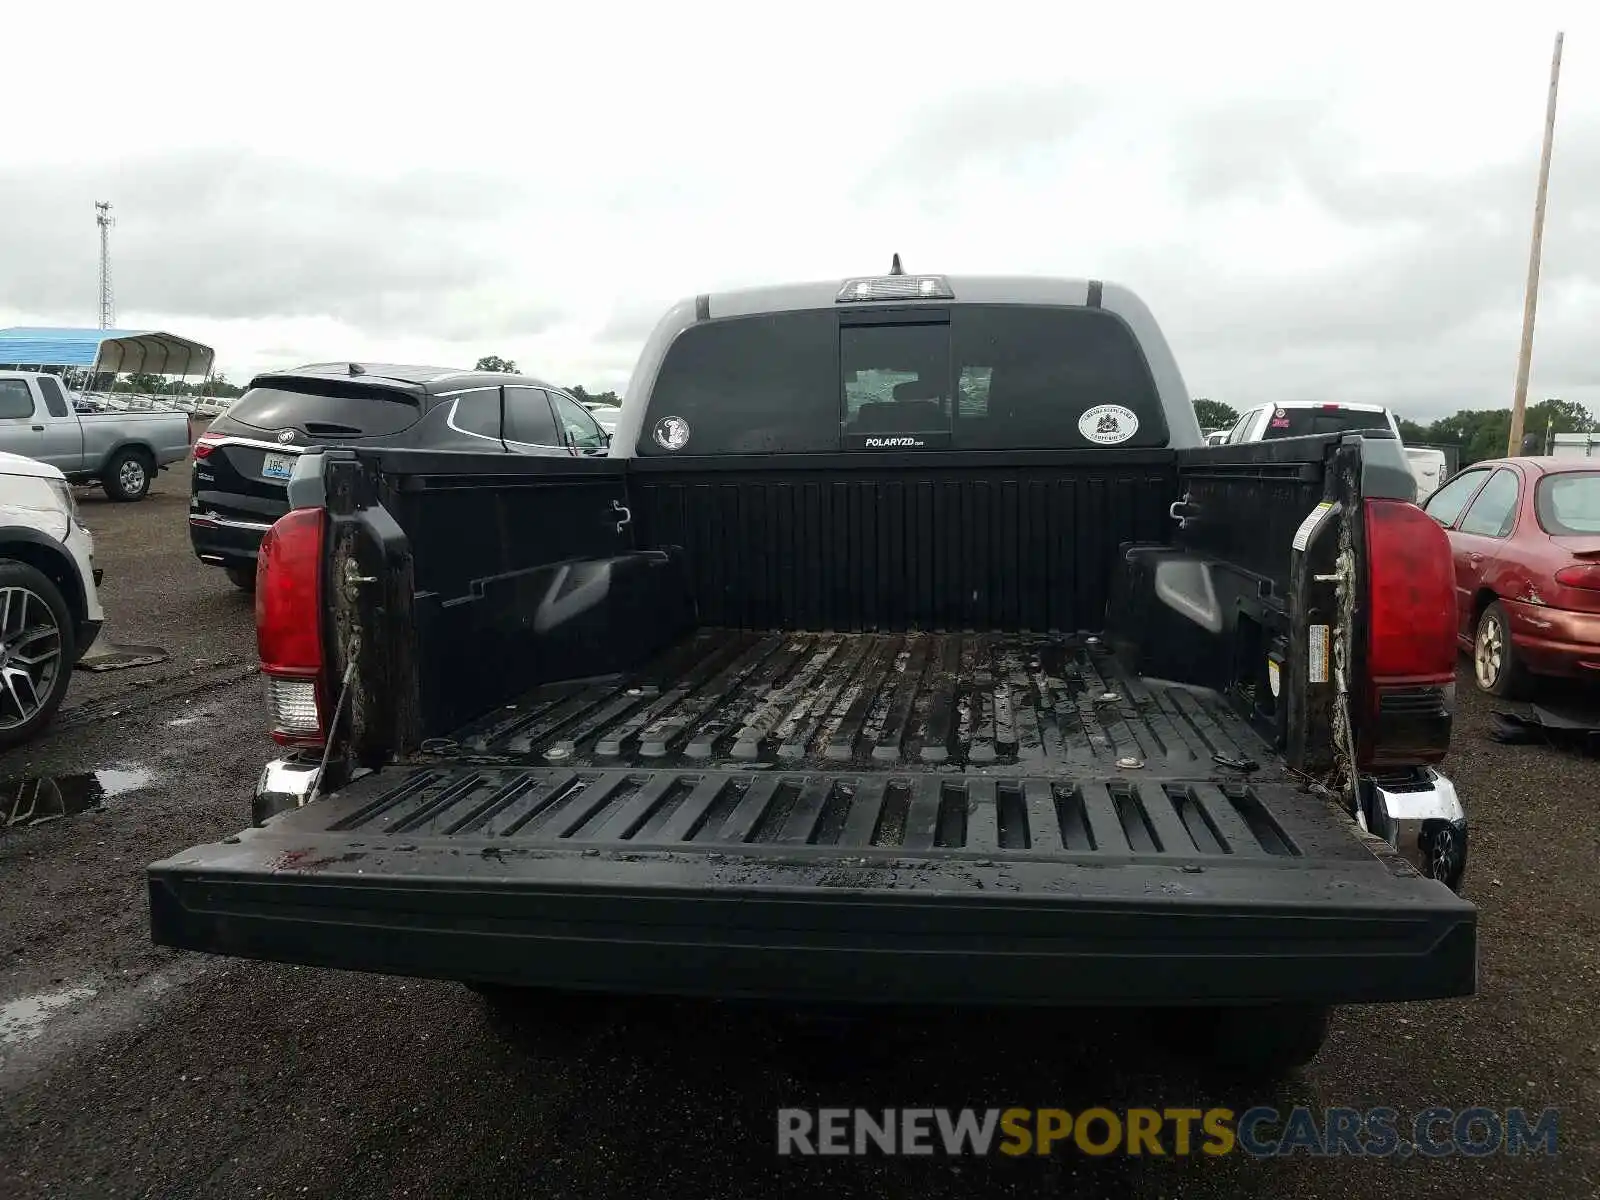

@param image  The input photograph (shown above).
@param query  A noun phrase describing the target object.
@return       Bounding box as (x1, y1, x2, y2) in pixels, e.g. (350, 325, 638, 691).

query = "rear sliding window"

(1260, 407, 1391, 439)
(639, 305, 1167, 454)
(221, 382, 422, 439)
(1536, 472, 1600, 535)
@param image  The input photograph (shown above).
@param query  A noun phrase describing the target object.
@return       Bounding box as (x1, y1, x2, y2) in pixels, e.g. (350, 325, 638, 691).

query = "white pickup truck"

(0, 372, 192, 501)
(1221, 401, 1444, 501)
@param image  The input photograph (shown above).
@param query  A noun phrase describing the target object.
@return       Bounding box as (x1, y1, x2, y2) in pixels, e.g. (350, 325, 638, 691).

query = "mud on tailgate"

(149, 767, 1477, 1006)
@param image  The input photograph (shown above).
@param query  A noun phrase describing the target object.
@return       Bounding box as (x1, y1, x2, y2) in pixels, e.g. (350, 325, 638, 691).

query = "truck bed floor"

(443, 629, 1271, 779)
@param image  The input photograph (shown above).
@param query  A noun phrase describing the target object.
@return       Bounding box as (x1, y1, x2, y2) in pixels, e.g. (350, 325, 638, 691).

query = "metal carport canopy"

(0, 327, 215, 377)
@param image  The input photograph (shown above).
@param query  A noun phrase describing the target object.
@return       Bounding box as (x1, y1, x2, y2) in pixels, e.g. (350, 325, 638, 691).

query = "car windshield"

(1260, 407, 1391, 439)
(1535, 472, 1600, 535)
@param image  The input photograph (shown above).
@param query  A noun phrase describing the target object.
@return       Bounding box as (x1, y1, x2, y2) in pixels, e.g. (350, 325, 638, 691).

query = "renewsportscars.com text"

(776, 1106, 1559, 1159)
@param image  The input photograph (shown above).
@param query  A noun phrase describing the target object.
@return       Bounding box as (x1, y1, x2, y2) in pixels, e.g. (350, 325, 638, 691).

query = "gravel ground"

(0, 481, 1595, 1198)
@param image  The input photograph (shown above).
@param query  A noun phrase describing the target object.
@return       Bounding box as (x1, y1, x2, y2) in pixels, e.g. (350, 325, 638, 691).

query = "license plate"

(261, 452, 296, 482)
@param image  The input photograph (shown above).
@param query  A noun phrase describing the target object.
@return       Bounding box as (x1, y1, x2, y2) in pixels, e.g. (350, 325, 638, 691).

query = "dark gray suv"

(189, 363, 609, 589)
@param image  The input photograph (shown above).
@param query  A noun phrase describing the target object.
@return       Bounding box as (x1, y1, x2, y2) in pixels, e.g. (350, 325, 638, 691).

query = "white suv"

(0, 451, 105, 746)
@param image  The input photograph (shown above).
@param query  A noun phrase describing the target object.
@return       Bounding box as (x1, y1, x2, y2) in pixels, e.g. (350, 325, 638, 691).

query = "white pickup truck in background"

(0, 372, 192, 501)
(1220, 400, 1448, 501)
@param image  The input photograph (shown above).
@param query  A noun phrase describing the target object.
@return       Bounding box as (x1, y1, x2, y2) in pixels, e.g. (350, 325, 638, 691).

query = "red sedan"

(1422, 457, 1600, 696)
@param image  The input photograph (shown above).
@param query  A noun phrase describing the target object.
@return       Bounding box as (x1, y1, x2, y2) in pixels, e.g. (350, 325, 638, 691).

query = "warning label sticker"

(1292, 502, 1334, 553)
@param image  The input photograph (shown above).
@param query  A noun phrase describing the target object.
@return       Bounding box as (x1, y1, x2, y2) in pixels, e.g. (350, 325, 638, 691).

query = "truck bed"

(441, 629, 1270, 777)
(149, 632, 1475, 1007)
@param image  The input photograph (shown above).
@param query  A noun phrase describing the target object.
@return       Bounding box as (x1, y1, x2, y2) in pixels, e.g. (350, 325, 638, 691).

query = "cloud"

(0, 148, 545, 335)
(859, 81, 1094, 194)
(0, 6, 1596, 422)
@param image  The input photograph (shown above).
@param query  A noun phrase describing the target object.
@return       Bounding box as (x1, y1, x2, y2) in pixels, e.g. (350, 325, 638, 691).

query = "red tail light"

(256, 508, 325, 746)
(1359, 499, 1455, 768)
(193, 431, 224, 460)
(1555, 563, 1600, 591)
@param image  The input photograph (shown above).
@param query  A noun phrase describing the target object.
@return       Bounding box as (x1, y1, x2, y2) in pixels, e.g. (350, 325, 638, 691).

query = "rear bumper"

(188, 512, 271, 568)
(1503, 598, 1600, 677)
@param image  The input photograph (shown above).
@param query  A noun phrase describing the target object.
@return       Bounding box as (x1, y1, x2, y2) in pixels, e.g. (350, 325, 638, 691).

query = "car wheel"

(1473, 601, 1529, 698)
(224, 565, 256, 592)
(0, 561, 78, 748)
(103, 448, 153, 502)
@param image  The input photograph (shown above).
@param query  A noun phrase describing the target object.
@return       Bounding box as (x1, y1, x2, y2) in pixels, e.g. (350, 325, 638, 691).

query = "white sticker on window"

(653, 415, 691, 451)
(1291, 502, 1334, 553)
(1078, 404, 1139, 445)
(1308, 624, 1330, 684)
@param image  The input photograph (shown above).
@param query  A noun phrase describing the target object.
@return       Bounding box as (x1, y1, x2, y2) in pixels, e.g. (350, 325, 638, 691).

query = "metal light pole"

(95, 201, 116, 330)
(1507, 33, 1564, 457)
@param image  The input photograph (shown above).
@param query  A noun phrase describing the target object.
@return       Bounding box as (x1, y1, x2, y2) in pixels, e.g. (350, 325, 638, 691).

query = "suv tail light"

(1358, 499, 1455, 768)
(256, 508, 325, 746)
(193, 430, 225, 460)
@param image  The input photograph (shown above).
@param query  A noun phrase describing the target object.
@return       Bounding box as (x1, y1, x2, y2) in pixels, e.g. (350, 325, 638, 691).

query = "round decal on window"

(1078, 404, 1139, 445)
(653, 415, 691, 451)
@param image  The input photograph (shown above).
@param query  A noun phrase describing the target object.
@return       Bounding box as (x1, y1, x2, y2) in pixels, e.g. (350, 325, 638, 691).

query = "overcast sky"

(3, 2, 1597, 421)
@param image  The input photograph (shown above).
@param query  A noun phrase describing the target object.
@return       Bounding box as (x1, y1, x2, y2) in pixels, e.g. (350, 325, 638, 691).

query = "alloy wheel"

(1474, 615, 1503, 690)
(0, 586, 63, 730)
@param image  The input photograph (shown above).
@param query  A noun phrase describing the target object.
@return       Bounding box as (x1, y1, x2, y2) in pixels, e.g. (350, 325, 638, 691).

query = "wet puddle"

(0, 984, 98, 1046)
(0, 765, 156, 832)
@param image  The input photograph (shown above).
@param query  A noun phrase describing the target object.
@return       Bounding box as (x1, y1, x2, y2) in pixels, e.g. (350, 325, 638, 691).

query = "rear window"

(1260, 406, 1391, 439)
(221, 382, 422, 439)
(1536, 472, 1600, 535)
(35, 375, 70, 417)
(639, 305, 1167, 455)
(641, 311, 841, 454)
(948, 306, 1167, 449)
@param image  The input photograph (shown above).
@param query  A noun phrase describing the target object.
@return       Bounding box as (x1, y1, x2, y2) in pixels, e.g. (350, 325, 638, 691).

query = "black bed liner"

(441, 629, 1269, 776)
(148, 630, 1477, 1006)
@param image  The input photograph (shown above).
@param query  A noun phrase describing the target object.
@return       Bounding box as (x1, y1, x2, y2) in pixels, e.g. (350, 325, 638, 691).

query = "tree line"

(1192, 397, 1595, 465)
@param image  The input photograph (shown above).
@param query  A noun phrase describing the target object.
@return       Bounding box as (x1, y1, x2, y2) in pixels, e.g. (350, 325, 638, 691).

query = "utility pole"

(1508, 32, 1564, 457)
(95, 201, 115, 330)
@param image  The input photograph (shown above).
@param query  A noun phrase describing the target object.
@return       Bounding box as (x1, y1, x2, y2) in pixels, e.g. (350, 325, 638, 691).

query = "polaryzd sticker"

(1078, 404, 1139, 445)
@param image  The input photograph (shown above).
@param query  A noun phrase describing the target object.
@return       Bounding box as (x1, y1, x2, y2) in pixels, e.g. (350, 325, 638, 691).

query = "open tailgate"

(149, 765, 1475, 1007)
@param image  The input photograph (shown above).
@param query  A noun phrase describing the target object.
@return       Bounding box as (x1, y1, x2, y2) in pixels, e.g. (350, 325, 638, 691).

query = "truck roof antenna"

(348, 363, 366, 376)
(888, 253, 905, 276)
